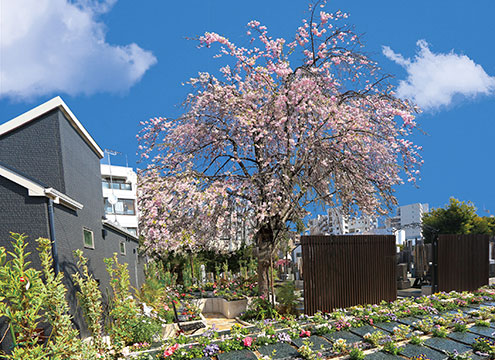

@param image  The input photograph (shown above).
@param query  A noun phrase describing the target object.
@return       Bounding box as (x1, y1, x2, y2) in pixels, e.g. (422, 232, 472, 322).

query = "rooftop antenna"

(104, 149, 122, 223)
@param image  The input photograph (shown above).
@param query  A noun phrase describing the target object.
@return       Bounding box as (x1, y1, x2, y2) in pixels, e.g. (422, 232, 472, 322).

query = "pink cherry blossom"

(137, 2, 421, 297)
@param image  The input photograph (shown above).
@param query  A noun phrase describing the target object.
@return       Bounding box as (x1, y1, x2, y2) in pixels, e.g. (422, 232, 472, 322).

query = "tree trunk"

(257, 225, 273, 299)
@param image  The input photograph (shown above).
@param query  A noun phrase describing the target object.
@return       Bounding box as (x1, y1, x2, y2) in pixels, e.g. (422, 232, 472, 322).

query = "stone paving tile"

(446, 308, 473, 316)
(323, 330, 363, 344)
(216, 349, 258, 360)
(244, 326, 261, 334)
(258, 342, 299, 359)
(469, 325, 495, 338)
(374, 321, 404, 333)
(351, 324, 390, 337)
(400, 343, 447, 360)
(466, 304, 483, 309)
(398, 316, 422, 326)
(364, 350, 402, 359)
(424, 337, 472, 354)
(292, 335, 332, 350)
(448, 331, 482, 345)
(470, 355, 487, 360)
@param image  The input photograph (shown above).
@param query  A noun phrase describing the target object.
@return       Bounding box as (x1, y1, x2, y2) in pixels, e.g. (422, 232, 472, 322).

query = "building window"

(126, 227, 138, 236)
(102, 178, 132, 191)
(104, 198, 136, 215)
(119, 241, 126, 255)
(83, 228, 94, 249)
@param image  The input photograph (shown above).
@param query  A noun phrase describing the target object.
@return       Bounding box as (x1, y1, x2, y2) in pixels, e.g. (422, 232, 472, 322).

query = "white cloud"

(383, 40, 495, 110)
(0, 0, 157, 100)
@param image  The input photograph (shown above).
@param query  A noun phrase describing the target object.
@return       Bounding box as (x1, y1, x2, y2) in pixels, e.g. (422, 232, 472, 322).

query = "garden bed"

(127, 286, 495, 360)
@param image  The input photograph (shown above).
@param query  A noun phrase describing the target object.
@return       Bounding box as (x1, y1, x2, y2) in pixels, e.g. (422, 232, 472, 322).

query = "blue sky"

(1, 0, 494, 216)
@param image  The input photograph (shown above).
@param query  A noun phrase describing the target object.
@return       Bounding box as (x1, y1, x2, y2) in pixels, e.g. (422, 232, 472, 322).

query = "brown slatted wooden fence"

(436, 234, 489, 292)
(301, 235, 396, 315)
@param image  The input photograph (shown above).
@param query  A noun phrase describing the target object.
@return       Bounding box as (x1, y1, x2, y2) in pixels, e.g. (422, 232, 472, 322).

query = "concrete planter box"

(190, 297, 249, 319)
(221, 298, 248, 318)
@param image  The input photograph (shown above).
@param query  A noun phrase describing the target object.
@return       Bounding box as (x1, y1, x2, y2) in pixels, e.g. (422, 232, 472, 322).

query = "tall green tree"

(422, 197, 494, 242)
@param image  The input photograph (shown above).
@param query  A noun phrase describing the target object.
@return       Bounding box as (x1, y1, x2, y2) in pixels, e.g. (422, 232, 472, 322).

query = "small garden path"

(202, 313, 239, 332)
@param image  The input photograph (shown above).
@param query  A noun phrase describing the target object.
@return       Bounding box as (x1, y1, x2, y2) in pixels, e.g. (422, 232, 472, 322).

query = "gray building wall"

(103, 225, 144, 290)
(0, 177, 51, 353)
(0, 177, 50, 246)
(0, 110, 65, 191)
(0, 107, 145, 345)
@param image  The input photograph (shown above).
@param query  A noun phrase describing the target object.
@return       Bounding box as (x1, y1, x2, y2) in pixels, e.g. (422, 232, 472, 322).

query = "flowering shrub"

(242, 336, 253, 347)
(473, 336, 495, 357)
(104, 253, 162, 349)
(72, 249, 106, 354)
(392, 324, 411, 341)
(0, 234, 94, 360)
(298, 338, 324, 360)
(313, 322, 333, 335)
(452, 318, 467, 332)
(240, 296, 279, 321)
(129, 342, 152, 352)
(217, 338, 244, 353)
(349, 345, 365, 360)
(332, 338, 348, 354)
(446, 350, 470, 360)
(409, 334, 424, 346)
(203, 343, 220, 357)
(163, 343, 179, 357)
(277, 332, 292, 343)
(475, 319, 490, 327)
(382, 338, 402, 355)
(300, 329, 311, 337)
(431, 325, 448, 338)
(363, 331, 385, 347)
(413, 317, 435, 334)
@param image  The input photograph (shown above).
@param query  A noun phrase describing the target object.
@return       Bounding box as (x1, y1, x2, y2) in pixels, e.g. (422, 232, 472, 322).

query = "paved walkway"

(202, 313, 239, 332)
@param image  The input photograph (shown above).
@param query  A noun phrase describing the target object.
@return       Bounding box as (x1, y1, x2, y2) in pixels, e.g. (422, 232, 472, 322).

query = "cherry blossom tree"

(137, 1, 422, 296)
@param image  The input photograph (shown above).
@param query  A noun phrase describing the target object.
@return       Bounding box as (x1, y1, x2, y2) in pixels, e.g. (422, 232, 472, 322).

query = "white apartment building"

(101, 164, 139, 236)
(385, 203, 429, 241)
(307, 207, 379, 235)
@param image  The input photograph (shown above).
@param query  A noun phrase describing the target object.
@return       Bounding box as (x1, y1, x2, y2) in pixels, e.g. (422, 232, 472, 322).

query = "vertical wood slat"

(437, 234, 489, 293)
(301, 235, 397, 315)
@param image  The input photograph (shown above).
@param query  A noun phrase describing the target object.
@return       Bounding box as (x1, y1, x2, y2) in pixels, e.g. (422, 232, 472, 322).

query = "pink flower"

(243, 337, 253, 347)
(163, 343, 179, 357)
(300, 329, 311, 337)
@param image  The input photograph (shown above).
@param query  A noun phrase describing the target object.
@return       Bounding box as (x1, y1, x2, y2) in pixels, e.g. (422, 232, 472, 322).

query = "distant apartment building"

(385, 203, 429, 241)
(101, 164, 139, 236)
(307, 207, 378, 235)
